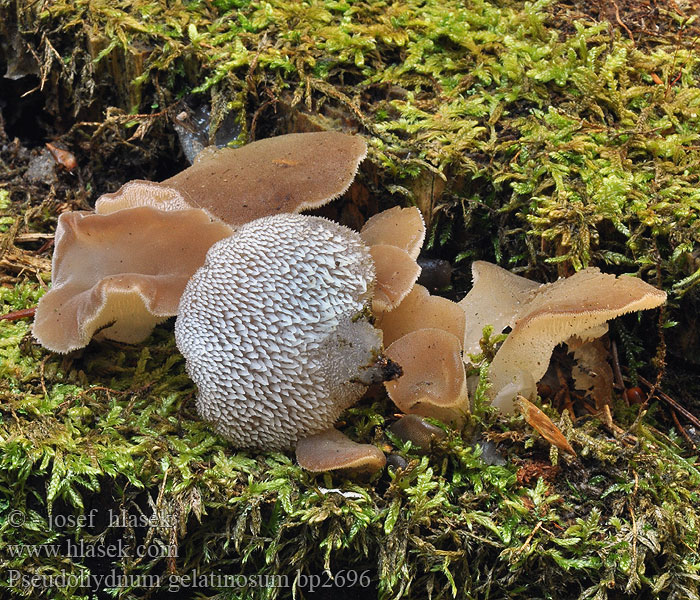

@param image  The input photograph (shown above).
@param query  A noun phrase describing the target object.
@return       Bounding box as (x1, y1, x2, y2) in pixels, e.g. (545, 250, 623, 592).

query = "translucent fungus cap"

(487, 267, 666, 412)
(32, 207, 232, 353)
(117, 131, 367, 227)
(175, 213, 383, 450)
(458, 262, 667, 413)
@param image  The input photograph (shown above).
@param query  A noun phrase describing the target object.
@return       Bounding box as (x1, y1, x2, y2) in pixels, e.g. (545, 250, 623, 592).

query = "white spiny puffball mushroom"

(175, 213, 390, 450)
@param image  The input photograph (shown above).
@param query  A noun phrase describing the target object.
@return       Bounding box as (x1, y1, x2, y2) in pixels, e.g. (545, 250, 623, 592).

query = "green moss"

(0, 190, 10, 210)
(5, 0, 700, 283)
(0, 281, 698, 598)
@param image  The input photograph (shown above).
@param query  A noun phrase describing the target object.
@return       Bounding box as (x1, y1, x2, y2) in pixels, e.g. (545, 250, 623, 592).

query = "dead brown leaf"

(515, 395, 577, 457)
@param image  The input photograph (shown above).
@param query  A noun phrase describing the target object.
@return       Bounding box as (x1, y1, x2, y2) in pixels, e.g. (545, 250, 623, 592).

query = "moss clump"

(0, 311, 699, 599)
(3, 0, 699, 286)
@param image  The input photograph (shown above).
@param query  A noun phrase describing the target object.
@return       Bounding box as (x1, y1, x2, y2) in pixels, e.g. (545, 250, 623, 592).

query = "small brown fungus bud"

(389, 414, 447, 450)
(296, 428, 386, 474)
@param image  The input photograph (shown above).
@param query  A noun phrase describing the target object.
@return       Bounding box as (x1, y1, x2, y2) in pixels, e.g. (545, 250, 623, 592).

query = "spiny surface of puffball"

(175, 213, 383, 449)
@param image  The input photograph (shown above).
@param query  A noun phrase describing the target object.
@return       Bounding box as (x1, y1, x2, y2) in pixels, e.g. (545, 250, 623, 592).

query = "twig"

(0, 307, 36, 322)
(611, 0, 635, 43)
(670, 408, 697, 451)
(78, 386, 127, 398)
(610, 340, 625, 390)
(13, 233, 54, 243)
(39, 356, 48, 398)
(517, 521, 543, 555)
(638, 375, 700, 430)
(628, 501, 638, 579)
(35, 238, 54, 255)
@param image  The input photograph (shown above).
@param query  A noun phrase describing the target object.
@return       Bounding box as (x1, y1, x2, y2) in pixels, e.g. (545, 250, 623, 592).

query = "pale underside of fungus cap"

(458, 262, 667, 413)
(32, 207, 232, 353)
(175, 213, 388, 450)
(97, 132, 368, 227)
